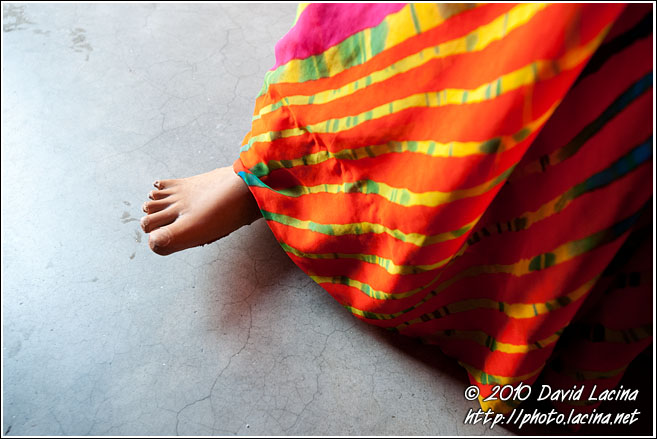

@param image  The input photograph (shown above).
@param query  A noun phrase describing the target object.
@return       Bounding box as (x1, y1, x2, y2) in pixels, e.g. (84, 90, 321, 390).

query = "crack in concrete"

(176, 282, 255, 435)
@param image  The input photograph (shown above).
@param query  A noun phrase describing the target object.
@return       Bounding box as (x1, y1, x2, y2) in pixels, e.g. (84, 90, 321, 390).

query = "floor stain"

(129, 252, 136, 260)
(6, 339, 21, 359)
(123, 201, 131, 206)
(134, 230, 142, 243)
(121, 211, 139, 224)
(3, 4, 34, 32)
(70, 27, 92, 61)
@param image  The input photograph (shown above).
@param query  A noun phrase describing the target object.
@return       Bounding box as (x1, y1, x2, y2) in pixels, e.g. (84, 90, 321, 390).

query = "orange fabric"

(233, 3, 653, 418)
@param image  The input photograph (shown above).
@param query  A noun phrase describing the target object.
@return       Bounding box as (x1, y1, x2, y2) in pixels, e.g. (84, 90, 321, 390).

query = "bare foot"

(140, 166, 262, 255)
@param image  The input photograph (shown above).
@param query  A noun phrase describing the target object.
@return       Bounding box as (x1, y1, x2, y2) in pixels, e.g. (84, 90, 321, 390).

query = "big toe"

(149, 227, 174, 256)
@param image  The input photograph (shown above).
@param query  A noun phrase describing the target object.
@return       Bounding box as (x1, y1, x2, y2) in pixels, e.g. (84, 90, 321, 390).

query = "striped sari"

(233, 3, 653, 417)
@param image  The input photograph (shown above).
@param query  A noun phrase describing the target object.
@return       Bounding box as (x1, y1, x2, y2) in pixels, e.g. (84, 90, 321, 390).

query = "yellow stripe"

(375, 211, 635, 325)
(255, 3, 547, 120)
(340, 270, 594, 322)
(311, 273, 436, 301)
(459, 360, 544, 385)
(462, 160, 618, 252)
(337, 212, 613, 309)
(261, 5, 415, 93)
(268, 4, 453, 90)
(480, 398, 514, 415)
(287, 232, 589, 306)
(425, 329, 562, 354)
(268, 212, 480, 247)
(276, 165, 514, 208)
(441, 277, 597, 319)
(252, 101, 555, 176)
(293, 3, 311, 25)
(596, 324, 652, 344)
(268, 148, 628, 294)
(245, 22, 607, 150)
(283, 242, 453, 276)
(384, 246, 603, 321)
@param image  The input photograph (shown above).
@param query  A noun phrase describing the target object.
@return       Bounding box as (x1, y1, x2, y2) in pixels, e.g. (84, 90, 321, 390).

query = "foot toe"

(154, 179, 175, 190)
(149, 189, 173, 200)
(143, 199, 170, 214)
(140, 208, 177, 233)
(149, 228, 173, 255)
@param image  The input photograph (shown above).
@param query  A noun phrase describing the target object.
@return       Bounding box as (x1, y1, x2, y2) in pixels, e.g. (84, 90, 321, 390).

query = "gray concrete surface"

(1, 3, 511, 435)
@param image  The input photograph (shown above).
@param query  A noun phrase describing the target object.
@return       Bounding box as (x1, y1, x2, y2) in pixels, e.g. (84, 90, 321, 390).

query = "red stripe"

(344, 227, 634, 320)
(243, 70, 580, 173)
(409, 237, 634, 320)
(403, 305, 580, 346)
(259, 139, 532, 194)
(269, 221, 467, 266)
(602, 3, 649, 42)
(251, 182, 499, 236)
(461, 169, 650, 271)
(518, 37, 653, 165)
(311, 234, 619, 319)
(482, 91, 653, 223)
(565, 4, 625, 55)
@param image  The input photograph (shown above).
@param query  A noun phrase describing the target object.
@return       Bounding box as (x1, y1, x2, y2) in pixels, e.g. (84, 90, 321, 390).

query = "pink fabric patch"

(271, 3, 407, 71)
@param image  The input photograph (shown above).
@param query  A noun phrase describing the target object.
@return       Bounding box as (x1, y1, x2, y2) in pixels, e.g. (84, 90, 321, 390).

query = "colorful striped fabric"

(233, 3, 653, 417)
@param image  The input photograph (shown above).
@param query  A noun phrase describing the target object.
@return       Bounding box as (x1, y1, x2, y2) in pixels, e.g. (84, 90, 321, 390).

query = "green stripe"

(260, 210, 473, 246)
(244, 166, 514, 208)
(341, 209, 642, 319)
(557, 73, 652, 164)
(470, 138, 652, 247)
(409, 3, 422, 34)
(257, 6, 409, 99)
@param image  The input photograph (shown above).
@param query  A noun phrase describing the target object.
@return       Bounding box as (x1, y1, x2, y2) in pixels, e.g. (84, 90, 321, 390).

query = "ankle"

(228, 168, 262, 226)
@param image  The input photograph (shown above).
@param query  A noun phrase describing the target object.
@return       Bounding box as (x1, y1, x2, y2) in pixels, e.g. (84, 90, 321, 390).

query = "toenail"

(148, 191, 154, 200)
(153, 180, 160, 189)
(142, 202, 148, 213)
(151, 229, 171, 247)
(141, 216, 149, 229)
